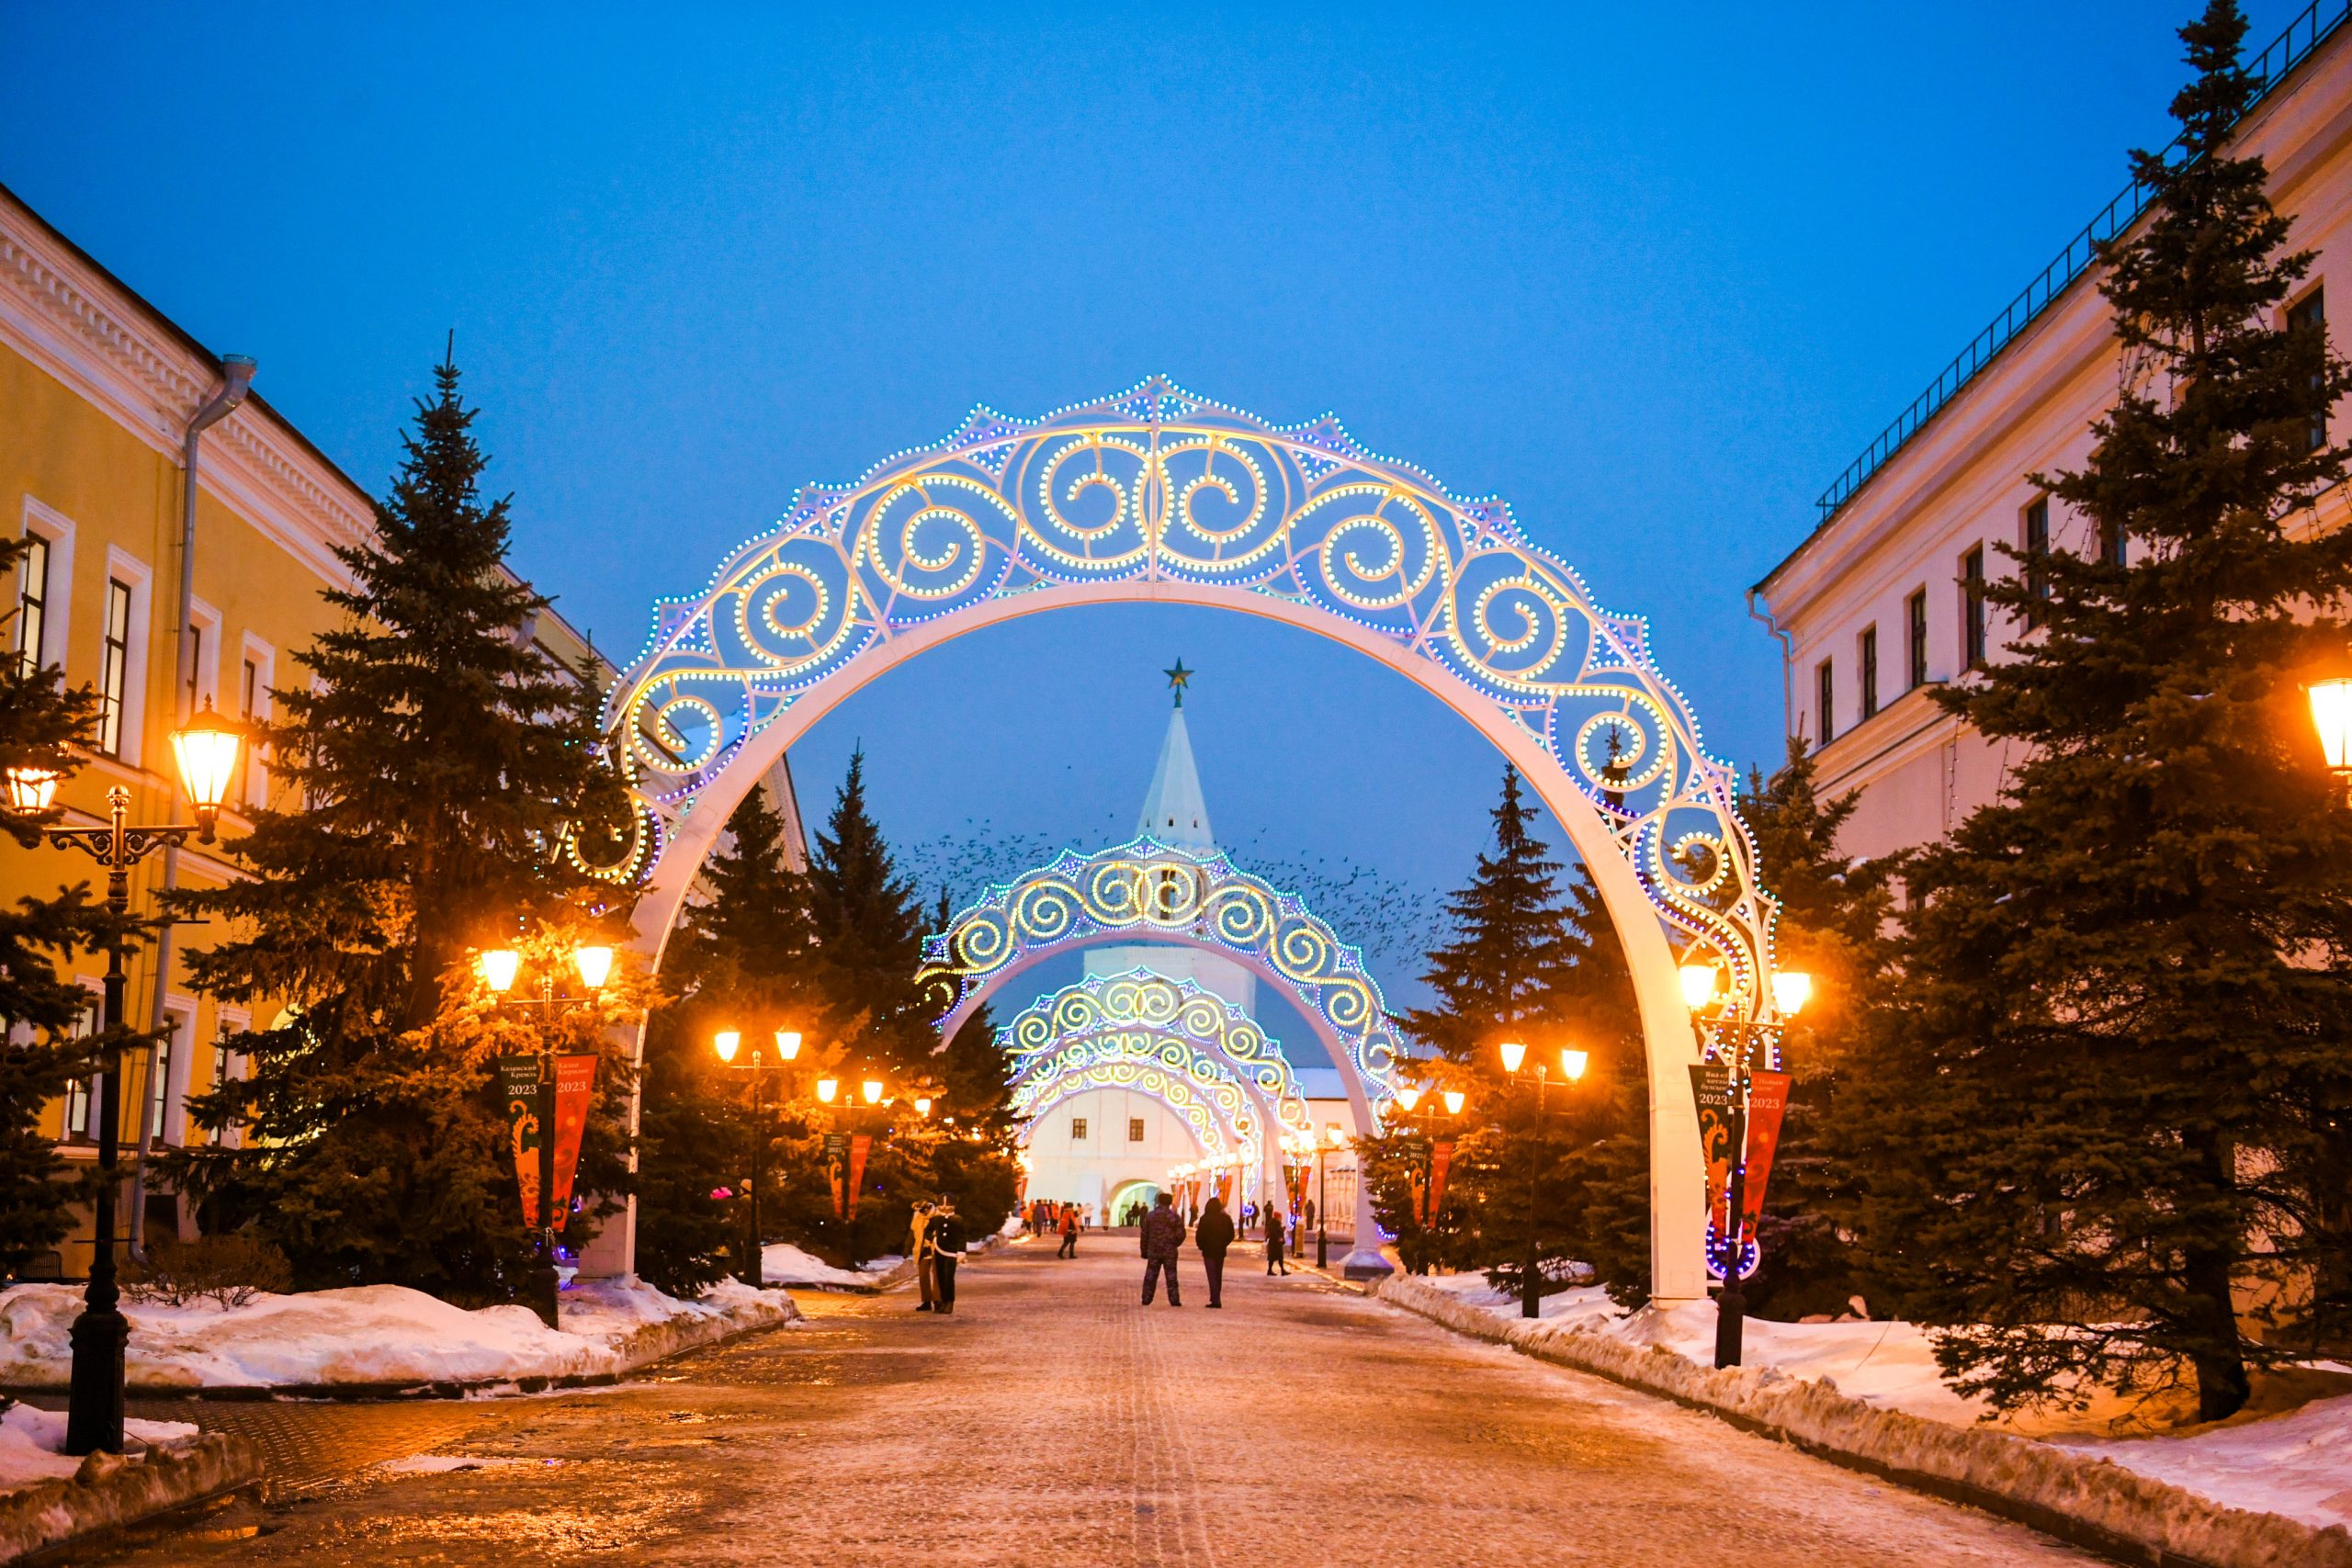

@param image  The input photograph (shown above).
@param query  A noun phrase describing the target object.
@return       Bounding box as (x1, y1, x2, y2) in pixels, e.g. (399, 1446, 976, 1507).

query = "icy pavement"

(72, 1242, 2098, 1565)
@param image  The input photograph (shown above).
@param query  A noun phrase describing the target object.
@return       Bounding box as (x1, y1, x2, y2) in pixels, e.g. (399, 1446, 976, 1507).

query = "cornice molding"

(0, 198, 369, 584)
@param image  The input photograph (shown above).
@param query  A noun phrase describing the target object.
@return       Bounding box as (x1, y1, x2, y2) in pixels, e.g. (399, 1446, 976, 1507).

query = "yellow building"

(0, 180, 613, 1276)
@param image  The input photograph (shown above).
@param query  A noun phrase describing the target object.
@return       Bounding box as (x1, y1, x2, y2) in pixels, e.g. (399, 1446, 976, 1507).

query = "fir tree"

(803, 750, 933, 1078)
(164, 353, 620, 1299)
(1855, 2, 2352, 1419)
(0, 533, 105, 1276)
(1400, 768, 1587, 1298)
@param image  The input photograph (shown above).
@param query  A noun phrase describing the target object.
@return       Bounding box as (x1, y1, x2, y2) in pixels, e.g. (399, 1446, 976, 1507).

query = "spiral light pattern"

(603, 378, 1780, 1025)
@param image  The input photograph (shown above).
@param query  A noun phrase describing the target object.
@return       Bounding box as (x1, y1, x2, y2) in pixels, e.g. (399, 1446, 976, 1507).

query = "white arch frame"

(603, 378, 1790, 1303)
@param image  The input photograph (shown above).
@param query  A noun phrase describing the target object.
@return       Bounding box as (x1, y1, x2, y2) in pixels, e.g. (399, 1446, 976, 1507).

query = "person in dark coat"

(1264, 1208, 1288, 1275)
(1138, 1191, 1185, 1306)
(926, 1202, 967, 1314)
(1057, 1202, 1080, 1258)
(1193, 1196, 1236, 1307)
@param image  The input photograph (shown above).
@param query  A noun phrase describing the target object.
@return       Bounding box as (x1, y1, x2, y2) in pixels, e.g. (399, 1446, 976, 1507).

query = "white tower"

(1085, 661, 1256, 1015)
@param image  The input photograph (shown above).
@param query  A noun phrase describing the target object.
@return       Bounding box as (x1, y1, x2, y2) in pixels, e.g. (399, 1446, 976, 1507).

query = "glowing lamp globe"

(4, 766, 59, 813)
(775, 1030, 803, 1061)
(1562, 1048, 1589, 1082)
(478, 949, 521, 994)
(1770, 970, 1814, 1019)
(1442, 1089, 1466, 1116)
(862, 1078, 884, 1105)
(713, 1030, 741, 1064)
(2311, 677, 2352, 772)
(1324, 1123, 1345, 1147)
(1679, 963, 1722, 1010)
(169, 701, 245, 831)
(573, 945, 615, 991)
(1395, 1085, 1423, 1113)
(1498, 1040, 1527, 1074)
(816, 1077, 839, 1104)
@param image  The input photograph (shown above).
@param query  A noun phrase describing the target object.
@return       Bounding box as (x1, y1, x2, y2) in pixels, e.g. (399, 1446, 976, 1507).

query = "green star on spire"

(1163, 658, 1193, 708)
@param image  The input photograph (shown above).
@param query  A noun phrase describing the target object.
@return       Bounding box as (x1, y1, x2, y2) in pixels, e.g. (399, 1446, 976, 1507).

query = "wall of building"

(1755, 25, 2352, 863)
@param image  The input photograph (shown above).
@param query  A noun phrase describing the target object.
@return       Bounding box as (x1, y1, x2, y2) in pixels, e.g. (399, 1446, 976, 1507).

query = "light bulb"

(478, 950, 521, 994)
(775, 1030, 803, 1060)
(1561, 1048, 1589, 1082)
(816, 1077, 839, 1103)
(1498, 1040, 1526, 1074)
(573, 946, 614, 991)
(713, 1030, 741, 1064)
(1771, 971, 1814, 1019)
(1679, 963, 1722, 1010)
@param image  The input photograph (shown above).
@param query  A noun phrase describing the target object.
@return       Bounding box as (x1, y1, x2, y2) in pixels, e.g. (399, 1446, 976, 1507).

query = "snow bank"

(2064, 1391, 2352, 1532)
(1373, 1274, 2352, 1568)
(0, 1275, 797, 1394)
(759, 1245, 902, 1290)
(0, 1404, 192, 1493)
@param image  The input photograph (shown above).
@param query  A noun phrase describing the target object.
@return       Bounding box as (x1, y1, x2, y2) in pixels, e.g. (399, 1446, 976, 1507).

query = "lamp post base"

(529, 1251, 560, 1330)
(64, 1305, 129, 1456)
(1339, 1246, 1394, 1282)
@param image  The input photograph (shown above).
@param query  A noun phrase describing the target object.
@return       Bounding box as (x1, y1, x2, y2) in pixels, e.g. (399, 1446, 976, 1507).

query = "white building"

(1018, 680, 1361, 1230)
(1752, 12, 2352, 863)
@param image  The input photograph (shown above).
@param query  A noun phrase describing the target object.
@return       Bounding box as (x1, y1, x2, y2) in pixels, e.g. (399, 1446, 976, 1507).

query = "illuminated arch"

(605, 378, 1792, 1303)
(1001, 970, 1311, 1134)
(1014, 1061, 1248, 1171)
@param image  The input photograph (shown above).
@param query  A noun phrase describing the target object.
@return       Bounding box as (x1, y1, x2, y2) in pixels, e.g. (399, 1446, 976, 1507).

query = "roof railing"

(1815, 0, 2352, 524)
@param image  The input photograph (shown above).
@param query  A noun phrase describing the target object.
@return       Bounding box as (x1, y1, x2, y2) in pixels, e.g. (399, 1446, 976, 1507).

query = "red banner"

(502, 1055, 599, 1233)
(1740, 1071, 1793, 1235)
(1426, 1141, 1455, 1225)
(1687, 1064, 1736, 1235)
(845, 1134, 873, 1220)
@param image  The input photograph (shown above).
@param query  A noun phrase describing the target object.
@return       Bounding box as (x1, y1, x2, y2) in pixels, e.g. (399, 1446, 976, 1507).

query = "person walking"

(911, 1199, 938, 1312)
(1138, 1191, 1185, 1306)
(1057, 1203, 1080, 1258)
(1264, 1208, 1288, 1276)
(927, 1201, 967, 1314)
(1194, 1195, 1236, 1308)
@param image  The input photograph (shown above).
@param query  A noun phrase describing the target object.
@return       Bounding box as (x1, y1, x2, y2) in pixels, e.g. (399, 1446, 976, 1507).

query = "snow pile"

(0, 1403, 194, 1492)
(2064, 1392, 2352, 1531)
(1374, 1273, 2352, 1568)
(0, 1275, 797, 1393)
(759, 1245, 903, 1290)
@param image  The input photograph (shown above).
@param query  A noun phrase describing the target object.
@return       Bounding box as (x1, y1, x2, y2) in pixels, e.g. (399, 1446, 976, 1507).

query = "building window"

(1128, 1117, 1146, 1142)
(1858, 626, 1879, 720)
(15, 535, 49, 677)
(1815, 659, 1834, 748)
(2291, 286, 2327, 450)
(237, 658, 261, 805)
(2023, 500, 2051, 619)
(2098, 519, 2125, 568)
(63, 1000, 99, 1140)
(96, 578, 132, 755)
(1906, 589, 1928, 689)
(149, 1019, 178, 1142)
(1070, 1117, 1088, 1141)
(1962, 547, 1986, 668)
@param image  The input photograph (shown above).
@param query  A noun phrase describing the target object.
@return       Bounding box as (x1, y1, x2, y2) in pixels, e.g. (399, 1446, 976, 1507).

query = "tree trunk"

(2183, 1241, 2249, 1422)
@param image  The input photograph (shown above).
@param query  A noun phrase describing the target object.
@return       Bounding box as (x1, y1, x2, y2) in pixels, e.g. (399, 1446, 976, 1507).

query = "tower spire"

(1138, 662, 1212, 847)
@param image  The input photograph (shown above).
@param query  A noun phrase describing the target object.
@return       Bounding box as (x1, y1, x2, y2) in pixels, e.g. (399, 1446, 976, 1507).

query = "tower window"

(1858, 626, 1879, 720)
(15, 534, 49, 676)
(96, 578, 132, 755)
(1906, 589, 1928, 689)
(2023, 500, 2050, 620)
(1070, 1117, 1088, 1141)
(2291, 286, 2327, 450)
(1128, 1118, 1145, 1142)
(1815, 658, 1835, 748)
(1962, 547, 1986, 668)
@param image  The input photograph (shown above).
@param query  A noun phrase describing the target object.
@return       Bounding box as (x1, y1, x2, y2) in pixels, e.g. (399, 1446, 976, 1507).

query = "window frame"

(1070, 1116, 1088, 1142)
(2022, 499, 2051, 619)
(1815, 657, 1835, 747)
(1905, 588, 1928, 690)
(1858, 624, 1879, 721)
(1127, 1117, 1146, 1143)
(1962, 547, 1987, 669)
(2290, 284, 2328, 451)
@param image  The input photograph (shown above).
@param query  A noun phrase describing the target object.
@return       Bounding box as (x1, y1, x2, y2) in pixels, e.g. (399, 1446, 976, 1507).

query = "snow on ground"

(759, 1244, 904, 1289)
(2060, 1392, 2352, 1531)
(1413, 1269, 2352, 1529)
(0, 1274, 791, 1392)
(0, 1401, 194, 1491)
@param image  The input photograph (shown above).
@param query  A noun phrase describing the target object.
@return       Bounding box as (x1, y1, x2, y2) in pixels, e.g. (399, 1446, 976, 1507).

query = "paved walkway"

(81, 1240, 2096, 1566)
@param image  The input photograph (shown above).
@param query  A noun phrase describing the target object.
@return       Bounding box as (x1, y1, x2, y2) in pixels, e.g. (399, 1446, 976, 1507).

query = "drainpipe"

(130, 355, 255, 1258)
(1746, 587, 1798, 752)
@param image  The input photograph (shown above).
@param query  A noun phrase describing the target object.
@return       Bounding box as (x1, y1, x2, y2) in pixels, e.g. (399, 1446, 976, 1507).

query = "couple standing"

(1138, 1190, 1237, 1308)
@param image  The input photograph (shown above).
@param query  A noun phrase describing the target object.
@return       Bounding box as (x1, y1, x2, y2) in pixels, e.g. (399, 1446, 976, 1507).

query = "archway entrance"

(597, 378, 1787, 1303)
(1105, 1181, 1164, 1227)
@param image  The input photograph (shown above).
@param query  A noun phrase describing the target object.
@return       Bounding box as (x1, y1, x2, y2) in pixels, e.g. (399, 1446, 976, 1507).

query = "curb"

(1366, 1274, 2352, 1568)
(0, 1432, 259, 1563)
(0, 1290, 801, 1405)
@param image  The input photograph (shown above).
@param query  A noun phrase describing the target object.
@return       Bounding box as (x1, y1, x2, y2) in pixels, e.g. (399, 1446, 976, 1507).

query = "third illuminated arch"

(600, 377, 1787, 1303)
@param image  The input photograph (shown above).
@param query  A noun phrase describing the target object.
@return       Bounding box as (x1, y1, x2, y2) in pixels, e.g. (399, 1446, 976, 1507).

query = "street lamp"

(1499, 1037, 1587, 1319)
(2309, 675, 2352, 800)
(862, 1077, 885, 1106)
(478, 939, 613, 1329)
(9, 712, 245, 1455)
(816, 1077, 839, 1104)
(1686, 959, 1811, 1369)
(713, 1025, 800, 1288)
(1315, 1122, 1343, 1269)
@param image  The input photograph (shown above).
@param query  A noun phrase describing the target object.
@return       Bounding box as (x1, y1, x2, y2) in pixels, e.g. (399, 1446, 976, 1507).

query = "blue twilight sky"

(1, 2, 2307, 1017)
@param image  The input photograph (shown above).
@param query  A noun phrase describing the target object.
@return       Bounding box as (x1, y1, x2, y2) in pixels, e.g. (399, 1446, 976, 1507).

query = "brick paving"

(73, 1239, 2099, 1566)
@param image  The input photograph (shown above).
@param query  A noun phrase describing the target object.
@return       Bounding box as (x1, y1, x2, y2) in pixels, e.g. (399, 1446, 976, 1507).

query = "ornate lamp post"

(1314, 1123, 1344, 1269)
(8, 704, 245, 1456)
(713, 1028, 802, 1288)
(1392, 1079, 1471, 1271)
(1680, 961, 1810, 1368)
(1498, 1040, 1588, 1319)
(477, 940, 615, 1328)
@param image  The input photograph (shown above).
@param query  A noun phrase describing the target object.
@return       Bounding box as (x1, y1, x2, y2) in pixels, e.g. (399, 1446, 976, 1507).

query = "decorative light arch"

(604, 378, 1788, 1303)
(1014, 1061, 1246, 1169)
